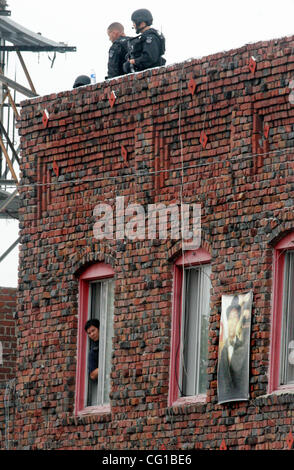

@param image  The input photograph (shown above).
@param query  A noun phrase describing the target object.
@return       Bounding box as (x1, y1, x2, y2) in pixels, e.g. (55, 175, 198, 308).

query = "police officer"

(73, 75, 91, 88)
(107, 22, 132, 79)
(123, 9, 166, 74)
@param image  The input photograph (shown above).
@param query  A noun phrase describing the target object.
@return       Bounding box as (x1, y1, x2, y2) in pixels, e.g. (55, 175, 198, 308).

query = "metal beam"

(0, 45, 76, 52)
(0, 72, 38, 97)
(16, 51, 37, 95)
(0, 16, 76, 52)
(0, 237, 19, 264)
(0, 179, 16, 186)
(6, 87, 20, 119)
(0, 120, 20, 164)
(0, 88, 8, 106)
(0, 102, 20, 108)
(0, 135, 18, 182)
(0, 188, 18, 213)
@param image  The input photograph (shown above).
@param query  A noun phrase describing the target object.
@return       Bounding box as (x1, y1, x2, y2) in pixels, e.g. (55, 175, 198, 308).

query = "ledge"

(61, 407, 112, 426)
(166, 396, 207, 417)
(252, 389, 294, 406)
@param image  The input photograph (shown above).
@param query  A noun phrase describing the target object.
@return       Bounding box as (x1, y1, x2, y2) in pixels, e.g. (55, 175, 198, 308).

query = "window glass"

(181, 264, 211, 397)
(279, 251, 294, 386)
(86, 279, 114, 407)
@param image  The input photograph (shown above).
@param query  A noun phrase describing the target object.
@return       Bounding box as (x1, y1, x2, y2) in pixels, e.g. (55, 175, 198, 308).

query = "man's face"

(86, 325, 99, 342)
(107, 29, 120, 43)
(133, 21, 145, 34)
(227, 309, 239, 340)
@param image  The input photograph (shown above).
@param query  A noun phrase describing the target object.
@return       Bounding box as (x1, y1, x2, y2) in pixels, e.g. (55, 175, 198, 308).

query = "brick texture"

(0, 287, 17, 449)
(9, 34, 294, 449)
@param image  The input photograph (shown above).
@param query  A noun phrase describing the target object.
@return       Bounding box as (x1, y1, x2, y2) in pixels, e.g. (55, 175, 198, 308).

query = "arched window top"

(275, 232, 294, 251)
(79, 262, 114, 281)
(174, 247, 211, 267)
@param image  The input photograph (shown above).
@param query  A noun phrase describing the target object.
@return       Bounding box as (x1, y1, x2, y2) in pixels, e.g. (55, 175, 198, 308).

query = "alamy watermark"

(93, 196, 201, 250)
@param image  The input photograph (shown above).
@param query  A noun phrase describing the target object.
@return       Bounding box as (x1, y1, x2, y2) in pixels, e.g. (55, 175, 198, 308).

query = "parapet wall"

(12, 34, 294, 449)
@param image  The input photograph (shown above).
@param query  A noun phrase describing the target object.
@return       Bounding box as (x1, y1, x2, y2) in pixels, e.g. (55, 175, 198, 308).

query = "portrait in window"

(217, 291, 252, 404)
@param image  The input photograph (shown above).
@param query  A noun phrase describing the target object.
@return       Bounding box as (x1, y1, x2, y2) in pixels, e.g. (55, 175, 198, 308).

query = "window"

(75, 263, 114, 415)
(269, 232, 294, 393)
(169, 248, 212, 406)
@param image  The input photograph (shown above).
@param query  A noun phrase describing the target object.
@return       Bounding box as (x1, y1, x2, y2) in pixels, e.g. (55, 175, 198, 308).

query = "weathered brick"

(4, 33, 294, 450)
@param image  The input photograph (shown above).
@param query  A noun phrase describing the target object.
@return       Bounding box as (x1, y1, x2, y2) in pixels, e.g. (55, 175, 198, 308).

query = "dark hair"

(84, 318, 100, 332)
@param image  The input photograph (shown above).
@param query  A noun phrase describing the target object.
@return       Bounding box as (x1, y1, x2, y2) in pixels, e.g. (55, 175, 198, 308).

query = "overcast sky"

(1, 0, 294, 287)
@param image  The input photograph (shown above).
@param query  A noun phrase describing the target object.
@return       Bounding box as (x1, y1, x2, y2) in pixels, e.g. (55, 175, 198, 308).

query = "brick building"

(6, 34, 294, 449)
(0, 287, 17, 449)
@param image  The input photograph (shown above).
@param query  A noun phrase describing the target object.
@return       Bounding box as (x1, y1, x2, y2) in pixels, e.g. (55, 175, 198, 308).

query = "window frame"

(168, 248, 211, 407)
(75, 262, 114, 416)
(269, 232, 294, 394)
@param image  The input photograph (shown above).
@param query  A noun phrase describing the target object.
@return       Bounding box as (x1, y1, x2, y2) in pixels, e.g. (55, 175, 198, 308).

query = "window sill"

(268, 385, 294, 396)
(77, 404, 111, 418)
(173, 394, 207, 406)
(166, 395, 207, 418)
(254, 387, 294, 405)
(62, 406, 112, 427)
(168, 394, 207, 412)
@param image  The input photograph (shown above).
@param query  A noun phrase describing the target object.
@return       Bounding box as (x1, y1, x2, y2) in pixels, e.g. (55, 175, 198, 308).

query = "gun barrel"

(127, 38, 136, 73)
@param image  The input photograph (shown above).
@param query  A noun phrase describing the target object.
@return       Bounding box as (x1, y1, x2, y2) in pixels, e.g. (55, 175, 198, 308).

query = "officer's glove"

(123, 61, 131, 74)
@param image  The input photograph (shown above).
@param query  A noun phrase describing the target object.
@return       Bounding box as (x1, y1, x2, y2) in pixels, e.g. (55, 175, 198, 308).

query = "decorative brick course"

(9, 34, 294, 449)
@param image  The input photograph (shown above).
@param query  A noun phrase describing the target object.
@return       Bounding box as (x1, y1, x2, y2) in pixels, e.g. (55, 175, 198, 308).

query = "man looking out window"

(84, 319, 100, 381)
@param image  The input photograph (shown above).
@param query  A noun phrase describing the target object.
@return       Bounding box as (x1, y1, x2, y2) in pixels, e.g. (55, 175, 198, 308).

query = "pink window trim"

(168, 248, 211, 408)
(75, 262, 114, 416)
(268, 232, 294, 394)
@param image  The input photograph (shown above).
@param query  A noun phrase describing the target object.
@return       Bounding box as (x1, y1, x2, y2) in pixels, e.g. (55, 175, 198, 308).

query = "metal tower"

(0, 1, 76, 265)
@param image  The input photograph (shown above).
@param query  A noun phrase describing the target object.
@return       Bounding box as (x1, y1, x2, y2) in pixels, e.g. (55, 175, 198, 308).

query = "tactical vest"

(130, 28, 166, 66)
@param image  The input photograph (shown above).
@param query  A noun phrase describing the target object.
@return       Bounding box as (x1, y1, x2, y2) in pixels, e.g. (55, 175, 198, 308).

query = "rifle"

(127, 38, 136, 73)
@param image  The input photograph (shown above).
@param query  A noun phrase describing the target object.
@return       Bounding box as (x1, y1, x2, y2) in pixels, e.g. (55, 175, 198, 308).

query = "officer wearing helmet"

(123, 9, 166, 74)
(73, 75, 91, 88)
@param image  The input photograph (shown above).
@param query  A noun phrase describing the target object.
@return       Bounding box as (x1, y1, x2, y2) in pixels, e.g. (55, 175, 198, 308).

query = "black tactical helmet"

(131, 9, 153, 27)
(73, 75, 91, 88)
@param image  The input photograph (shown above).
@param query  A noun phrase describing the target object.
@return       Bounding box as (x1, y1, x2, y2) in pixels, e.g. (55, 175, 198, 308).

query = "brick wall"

(0, 286, 17, 449)
(13, 34, 294, 450)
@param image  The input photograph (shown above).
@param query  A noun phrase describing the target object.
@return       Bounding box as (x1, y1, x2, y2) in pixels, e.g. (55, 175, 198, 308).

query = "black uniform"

(88, 340, 99, 375)
(107, 36, 132, 78)
(123, 28, 166, 74)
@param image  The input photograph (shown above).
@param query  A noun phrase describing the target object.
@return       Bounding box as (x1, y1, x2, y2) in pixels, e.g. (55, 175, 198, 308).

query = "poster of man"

(217, 291, 253, 404)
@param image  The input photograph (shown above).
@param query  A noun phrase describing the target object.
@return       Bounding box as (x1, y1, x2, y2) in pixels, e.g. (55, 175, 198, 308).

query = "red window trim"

(75, 262, 114, 416)
(269, 232, 294, 394)
(168, 248, 211, 407)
